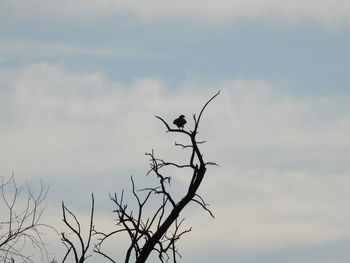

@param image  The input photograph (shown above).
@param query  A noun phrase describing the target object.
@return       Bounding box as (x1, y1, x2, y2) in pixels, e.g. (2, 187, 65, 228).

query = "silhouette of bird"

(173, 115, 186, 129)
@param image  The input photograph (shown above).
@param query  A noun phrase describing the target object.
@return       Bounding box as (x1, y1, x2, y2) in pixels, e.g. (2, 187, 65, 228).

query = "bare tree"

(94, 91, 220, 262)
(0, 173, 52, 263)
(60, 194, 95, 263)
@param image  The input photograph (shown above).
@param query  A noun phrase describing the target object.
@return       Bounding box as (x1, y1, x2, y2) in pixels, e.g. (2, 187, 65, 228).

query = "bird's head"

(180, 115, 185, 118)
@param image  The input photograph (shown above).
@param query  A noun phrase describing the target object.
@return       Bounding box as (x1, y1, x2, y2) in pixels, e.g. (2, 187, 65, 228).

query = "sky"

(1, 0, 350, 262)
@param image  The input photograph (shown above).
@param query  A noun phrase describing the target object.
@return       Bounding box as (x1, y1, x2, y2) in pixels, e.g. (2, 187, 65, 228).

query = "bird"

(173, 115, 186, 129)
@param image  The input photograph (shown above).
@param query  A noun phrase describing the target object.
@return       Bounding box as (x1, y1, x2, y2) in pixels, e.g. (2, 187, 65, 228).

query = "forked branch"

(0, 174, 53, 263)
(94, 91, 220, 263)
(61, 194, 95, 263)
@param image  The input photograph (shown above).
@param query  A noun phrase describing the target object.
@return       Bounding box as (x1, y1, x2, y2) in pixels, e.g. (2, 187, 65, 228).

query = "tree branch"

(0, 174, 53, 262)
(61, 194, 95, 263)
(94, 91, 220, 263)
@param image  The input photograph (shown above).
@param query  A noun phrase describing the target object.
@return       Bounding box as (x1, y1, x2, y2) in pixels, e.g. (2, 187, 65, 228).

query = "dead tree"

(94, 91, 220, 262)
(60, 194, 95, 263)
(0, 173, 52, 263)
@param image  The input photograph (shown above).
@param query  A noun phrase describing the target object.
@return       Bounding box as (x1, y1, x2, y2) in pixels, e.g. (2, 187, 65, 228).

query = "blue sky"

(1, 1, 350, 262)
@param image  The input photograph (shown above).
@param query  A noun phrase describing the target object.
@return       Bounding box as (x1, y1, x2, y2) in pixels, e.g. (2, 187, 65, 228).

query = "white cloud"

(184, 169, 350, 255)
(2, 0, 350, 29)
(0, 63, 211, 180)
(1, 63, 350, 261)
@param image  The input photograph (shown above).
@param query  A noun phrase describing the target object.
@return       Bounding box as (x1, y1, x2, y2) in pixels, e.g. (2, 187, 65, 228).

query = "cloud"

(0, 63, 213, 180)
(2, 0, 350, 29)
(0, 41, 152, 60)
(1, 63, 350, 261)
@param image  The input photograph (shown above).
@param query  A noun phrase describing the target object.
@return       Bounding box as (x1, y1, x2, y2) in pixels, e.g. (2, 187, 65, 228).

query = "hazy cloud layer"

(2, 0, 350, 261)
(2, 0, 350, 29)
(0, 41, 151, 60)
(1, 63, 350, 261)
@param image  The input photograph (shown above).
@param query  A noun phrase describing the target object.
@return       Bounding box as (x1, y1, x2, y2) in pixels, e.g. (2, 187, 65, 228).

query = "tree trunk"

(135, 166, 206, 263)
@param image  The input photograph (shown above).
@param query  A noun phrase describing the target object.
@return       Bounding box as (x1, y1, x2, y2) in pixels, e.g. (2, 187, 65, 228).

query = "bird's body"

(173, 115, 186, 129)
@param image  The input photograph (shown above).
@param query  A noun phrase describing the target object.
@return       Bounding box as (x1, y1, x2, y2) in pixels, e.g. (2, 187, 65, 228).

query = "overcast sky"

(1, 1, 350, 262)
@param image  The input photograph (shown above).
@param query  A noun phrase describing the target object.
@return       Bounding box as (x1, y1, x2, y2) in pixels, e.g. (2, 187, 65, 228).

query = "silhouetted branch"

(192, 194, 215, 219)
(194, 90, 220, 133)
(93, 228, 125, 263)
(94, 91, 220, 263)
(61, 246, 72, 263)
(61, 193, 94, 263)
(174, 142, 192, 149)
(135, 92, 219, 262)
(205, 162, 219, 166)
(0, 174, 53, 263)
(155, 116, 191, 136)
